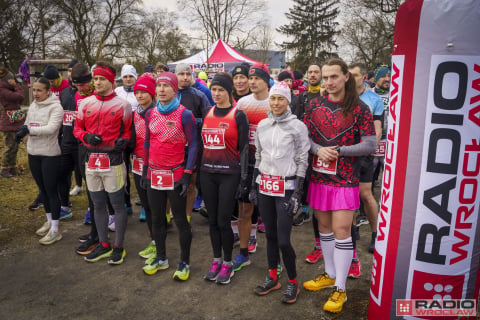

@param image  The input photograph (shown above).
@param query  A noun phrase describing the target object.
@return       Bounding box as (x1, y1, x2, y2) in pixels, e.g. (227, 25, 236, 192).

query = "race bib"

(132, 155, 143, 175)
(63, 110, 76, 126)
(259, 174, 285, 197)
(150, 169, 174, 190)
(373, 140, 387, 157)
(202, 128, 226, 149)
(248, 124, 258, 146)
(312, 155, 337, 175)
(29, 122, 40, 136)
(87, 153, 111, 172)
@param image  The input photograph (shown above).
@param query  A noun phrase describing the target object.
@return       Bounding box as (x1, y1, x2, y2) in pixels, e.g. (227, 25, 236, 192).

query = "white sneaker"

(108, 215, 116, 232)
(69, 185, 83, 196)
(39, 229, 62, 245)
(36, 221, 51, 236)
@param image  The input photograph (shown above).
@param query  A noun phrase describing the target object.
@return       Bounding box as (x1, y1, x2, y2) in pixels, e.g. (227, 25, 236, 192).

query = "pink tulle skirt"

(307, 181, 360, 211)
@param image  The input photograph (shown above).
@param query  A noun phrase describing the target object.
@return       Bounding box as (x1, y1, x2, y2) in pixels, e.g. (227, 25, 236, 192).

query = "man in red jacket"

(73, 62, 132, 265)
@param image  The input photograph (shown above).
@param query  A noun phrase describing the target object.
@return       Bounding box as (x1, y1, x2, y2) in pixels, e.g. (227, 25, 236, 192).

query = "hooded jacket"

(25, 94, 63, 156)
(254, 109, 309, 183)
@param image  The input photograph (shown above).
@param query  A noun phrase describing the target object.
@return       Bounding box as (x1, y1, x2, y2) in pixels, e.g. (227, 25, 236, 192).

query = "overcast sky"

(143, 0, 294, 49)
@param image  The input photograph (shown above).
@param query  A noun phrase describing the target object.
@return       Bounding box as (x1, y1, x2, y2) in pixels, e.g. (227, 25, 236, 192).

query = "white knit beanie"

(269, 81, 291, 103)
(121, 64, 137, 79)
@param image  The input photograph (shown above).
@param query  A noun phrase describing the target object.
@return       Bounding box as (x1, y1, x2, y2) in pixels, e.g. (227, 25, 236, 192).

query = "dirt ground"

(0, 141, 375, 320)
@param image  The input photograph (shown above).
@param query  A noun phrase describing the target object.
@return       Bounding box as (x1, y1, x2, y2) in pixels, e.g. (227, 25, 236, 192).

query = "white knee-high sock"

(320, 232, 336, 278)
(46, 213, 52, 223)
(334, 237, 354, 291)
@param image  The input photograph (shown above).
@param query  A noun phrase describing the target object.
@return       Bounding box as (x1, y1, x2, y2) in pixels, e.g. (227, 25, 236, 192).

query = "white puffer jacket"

(25, 94, 63, 156)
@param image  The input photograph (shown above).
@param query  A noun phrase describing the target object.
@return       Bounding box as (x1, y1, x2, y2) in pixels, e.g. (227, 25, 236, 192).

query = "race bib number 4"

(132, 156, 143, 175)
(87, 153, 111, 172)
(312, 155, 337, 175)
(202, 128, 225, 149)
(151, 169, 174, 190)
(248, 124, 257, 146)
(373, 140, 386, 157)
(259, 174, 285, 197)
(63, 110, 76, 126)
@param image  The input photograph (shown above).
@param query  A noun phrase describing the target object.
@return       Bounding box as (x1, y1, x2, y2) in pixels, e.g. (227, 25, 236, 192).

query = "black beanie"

(210, 74, 233, 94)
(293, 70, 303, 80)
(232, 64, 249, 78)
(248, 64, 270, 87)
(44, 65, 59, 80)
(278, 70, 293, 82)
(67, 59, 78, 69)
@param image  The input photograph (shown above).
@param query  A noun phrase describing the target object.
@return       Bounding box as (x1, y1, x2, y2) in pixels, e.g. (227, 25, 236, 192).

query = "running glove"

(235, 178, 250, 202)
(15, 125, 29, 143)
(285, 176, 305, 217)
(248, 168, 260, 205)
(140, 165, 148, 189)
(176, 172, 191, 197)
(113, 138, 129, 152)
(84, 133, 102, 146)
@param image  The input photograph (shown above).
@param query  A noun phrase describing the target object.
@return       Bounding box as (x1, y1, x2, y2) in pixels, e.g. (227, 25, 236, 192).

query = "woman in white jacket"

(249, 82, 310, 304)
(16, 77, 64, 245)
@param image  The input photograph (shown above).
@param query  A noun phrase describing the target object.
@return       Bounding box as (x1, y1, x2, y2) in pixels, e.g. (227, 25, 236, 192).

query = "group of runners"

(10, 56, 391, 313)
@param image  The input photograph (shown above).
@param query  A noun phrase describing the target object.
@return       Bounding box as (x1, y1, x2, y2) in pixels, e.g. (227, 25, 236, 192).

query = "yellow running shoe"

(323, 287, 347, 313)
(303, 272, 335, 291)
(172, 261, 190, 281)
(143, 257, 169, 275)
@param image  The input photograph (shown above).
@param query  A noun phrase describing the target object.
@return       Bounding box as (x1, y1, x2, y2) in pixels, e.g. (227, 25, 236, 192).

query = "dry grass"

(0, 133, 89, 250)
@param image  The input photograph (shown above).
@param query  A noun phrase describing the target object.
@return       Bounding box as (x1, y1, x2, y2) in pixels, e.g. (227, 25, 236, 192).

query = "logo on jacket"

(219, 122, 229, 129)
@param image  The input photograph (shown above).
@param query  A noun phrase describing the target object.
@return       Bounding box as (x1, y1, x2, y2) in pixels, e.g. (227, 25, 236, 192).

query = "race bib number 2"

(87, 153, 111, 172)
(151, 170, 174, 190)
(202, 128, 225, 149)
(259, 174, 285, 197)
(312, 155, 337, 175)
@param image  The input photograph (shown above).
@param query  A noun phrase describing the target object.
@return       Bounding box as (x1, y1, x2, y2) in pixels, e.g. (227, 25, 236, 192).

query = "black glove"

(246, 168, 259, 204)
(175, 172, 191, 197)
(84, 133, 102, 146)
(249, 187, 258, 206)
(113, 138, 129, 152)
(15, 125, 29, 143)
(285, 176, 305, 217)
(235, 178, 250, 202)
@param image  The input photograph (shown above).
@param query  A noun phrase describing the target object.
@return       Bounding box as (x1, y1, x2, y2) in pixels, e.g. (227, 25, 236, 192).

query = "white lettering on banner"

(370, 55, 404, 305)
(406, 56, 480, 301)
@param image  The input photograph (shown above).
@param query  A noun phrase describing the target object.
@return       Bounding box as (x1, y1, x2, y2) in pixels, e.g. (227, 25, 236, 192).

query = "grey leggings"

(89, 189, 127, 246)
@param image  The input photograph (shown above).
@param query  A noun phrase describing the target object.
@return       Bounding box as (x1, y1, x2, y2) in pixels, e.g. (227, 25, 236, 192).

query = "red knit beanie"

(156, 72, 178, 93)
(134, 75, 156, 99)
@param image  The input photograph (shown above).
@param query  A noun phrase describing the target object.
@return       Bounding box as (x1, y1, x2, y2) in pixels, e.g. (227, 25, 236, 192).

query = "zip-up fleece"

(254, 110, 309, 178)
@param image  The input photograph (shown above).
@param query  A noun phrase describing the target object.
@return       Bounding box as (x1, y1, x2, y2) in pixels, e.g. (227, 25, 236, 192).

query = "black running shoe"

(108, 246, 126, 265)
(281, 282, 299, 304)
(78, 233, 90, 243)
(84, 244, 112, 262)
(28, 196, 43, 211)
(76, 237, 99, 255)
(255, 275, 281, 296)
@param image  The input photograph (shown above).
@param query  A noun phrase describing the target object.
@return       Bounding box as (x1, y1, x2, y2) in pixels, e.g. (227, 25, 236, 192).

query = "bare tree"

(54, 0, 141, 64)
(338, 0, 400, 69)
(181, 0, 266, 48)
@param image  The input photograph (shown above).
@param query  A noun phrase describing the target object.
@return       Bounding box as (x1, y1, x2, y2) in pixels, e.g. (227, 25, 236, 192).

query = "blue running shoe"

(59, 207, 73, 220)
(125, 204, 133, 215)
(83, 208, 91, 225)
(139, 207, 146, 222)
(193, 195, 202, 211)
(232, 253, 251, 271)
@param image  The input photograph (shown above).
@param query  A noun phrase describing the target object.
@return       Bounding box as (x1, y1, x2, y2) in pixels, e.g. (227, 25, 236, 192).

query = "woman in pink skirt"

(302, 58, 377, 313)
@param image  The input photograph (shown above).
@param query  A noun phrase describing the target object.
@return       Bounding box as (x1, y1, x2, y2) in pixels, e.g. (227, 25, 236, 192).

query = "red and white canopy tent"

(169, 39, 262, 73)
